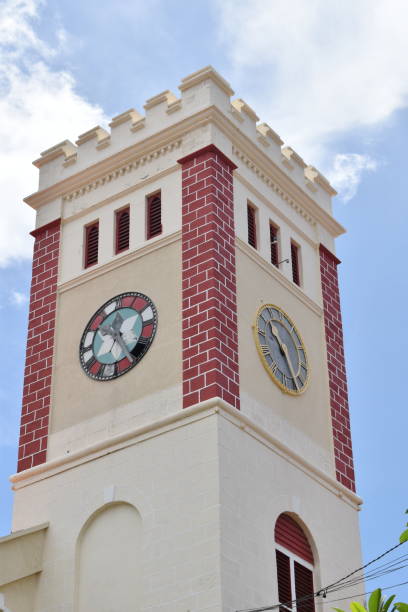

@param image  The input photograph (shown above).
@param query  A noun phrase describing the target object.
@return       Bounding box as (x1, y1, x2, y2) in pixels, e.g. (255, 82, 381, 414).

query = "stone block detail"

(179, 145, 240, 410)
(320, 244, 355, 491)
(18, 219, 60, 472)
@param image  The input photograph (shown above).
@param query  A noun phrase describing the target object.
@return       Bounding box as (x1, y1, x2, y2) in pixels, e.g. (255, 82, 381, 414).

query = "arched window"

(275, 513, 315, 612)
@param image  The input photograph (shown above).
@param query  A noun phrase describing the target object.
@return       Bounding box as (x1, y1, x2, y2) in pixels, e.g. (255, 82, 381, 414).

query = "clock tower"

(0, 67, 362, 612)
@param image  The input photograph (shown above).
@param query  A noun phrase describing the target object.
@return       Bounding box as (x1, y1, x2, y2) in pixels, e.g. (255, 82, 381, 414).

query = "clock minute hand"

(270, 324, 300, 391)
(99, 324, 115, 337)
(112, 311, 124, 332)
(281, 343, 300, 391)
(113, 330, 134, 364)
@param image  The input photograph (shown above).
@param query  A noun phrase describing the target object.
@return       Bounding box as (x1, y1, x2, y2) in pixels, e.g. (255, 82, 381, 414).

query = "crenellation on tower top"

(305, 165, 337, 196)
(178, 65, 234, 97)
(108, 108, 142, 129)
(230, 98, 260, 140)
(33, 139, 77, 168)
(256, 122, 284, 147)
(29, 66, 337, 215)
(143, 90, 178, 111)
(281, 145, 307, 170)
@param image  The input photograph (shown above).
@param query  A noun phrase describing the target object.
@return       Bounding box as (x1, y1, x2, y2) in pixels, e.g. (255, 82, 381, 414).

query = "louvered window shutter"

(270, 224, 279, 267)
(276, 550, 292, 611)
(294, 562, 315, 612)
(291, 242, 300, 286)
(85, 222, 99, 268)
(147, 193, 162, 239)
(247, 204, 257, 248)
(116, 208, 130, 253)
(275, 514, 314, 564)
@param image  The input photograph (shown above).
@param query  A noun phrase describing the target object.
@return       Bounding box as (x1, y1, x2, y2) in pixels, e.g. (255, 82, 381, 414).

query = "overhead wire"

(320, 580, 408, 606)
(236, 540, 407, 612)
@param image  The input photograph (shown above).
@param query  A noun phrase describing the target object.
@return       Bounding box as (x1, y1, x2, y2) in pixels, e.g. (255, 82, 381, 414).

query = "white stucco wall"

(10, 407, 362, 612)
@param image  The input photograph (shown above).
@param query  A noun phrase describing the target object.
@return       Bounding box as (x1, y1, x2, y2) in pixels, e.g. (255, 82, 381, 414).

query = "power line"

(326, 557, 408, 593)
(236, 540, 407, 612)
(317, 541, 406, 595)
(320, 580, 408, 606)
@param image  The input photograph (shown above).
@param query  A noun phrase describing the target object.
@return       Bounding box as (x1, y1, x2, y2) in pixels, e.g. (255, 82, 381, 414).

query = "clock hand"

(113, 331, 134, 363)
(270, 324, 300, 391)
(112, 311, 124, 332)
(99, 324, 115, 337)
(281, 344, 300, 391)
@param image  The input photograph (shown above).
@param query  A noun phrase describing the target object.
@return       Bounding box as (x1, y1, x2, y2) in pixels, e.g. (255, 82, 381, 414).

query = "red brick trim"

(178, 144, 238, 171)
(30, 218, 61, 238)
(179, 145, 240, 410)
(319, 242, 341, 265)
(319, 244, 355, 491)
(18, 219, 61, 472)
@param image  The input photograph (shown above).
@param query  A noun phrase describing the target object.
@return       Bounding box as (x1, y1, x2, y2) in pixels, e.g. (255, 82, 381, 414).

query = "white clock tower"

(0, 67, 362, 612)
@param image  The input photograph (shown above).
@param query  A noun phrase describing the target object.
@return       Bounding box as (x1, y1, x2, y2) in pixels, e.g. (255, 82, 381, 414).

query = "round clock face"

(254, 304, 309, 395)
(79, 292, 157, 381)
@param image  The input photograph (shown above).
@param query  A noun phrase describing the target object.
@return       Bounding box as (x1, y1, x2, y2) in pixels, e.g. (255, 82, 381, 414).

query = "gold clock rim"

(253, 303, 310, 396)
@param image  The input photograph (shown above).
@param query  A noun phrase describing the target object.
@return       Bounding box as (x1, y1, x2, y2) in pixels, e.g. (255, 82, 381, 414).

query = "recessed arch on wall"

(75, 501, 142, 612)
(274, 512, 316, 612)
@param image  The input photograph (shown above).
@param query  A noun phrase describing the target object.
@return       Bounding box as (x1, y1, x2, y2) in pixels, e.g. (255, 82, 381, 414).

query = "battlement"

(27, 66, 336, 213)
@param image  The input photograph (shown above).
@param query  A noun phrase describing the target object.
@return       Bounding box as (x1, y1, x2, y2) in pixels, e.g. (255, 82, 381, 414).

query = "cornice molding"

(234, 147, 316, 227)
(25, 105, 344, 238)
(234, 173, 316, 248)
(62, 139, 182, 204)
(9, 397, 362, 509)
(232, 144, 343, 236)
(62, 165, 179, 224)
(58, 230, 181, 293)
(236, 237, 323, 317)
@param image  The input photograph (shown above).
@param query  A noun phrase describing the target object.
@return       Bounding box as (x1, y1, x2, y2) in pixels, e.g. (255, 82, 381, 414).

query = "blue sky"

(1, 0, 407, 603)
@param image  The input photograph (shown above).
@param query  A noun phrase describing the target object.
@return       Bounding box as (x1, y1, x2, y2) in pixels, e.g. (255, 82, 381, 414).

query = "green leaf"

(351, 602, 368, 612)
(383, 595, 396, 612)
(400, 529, 408, 543)
(333, 607, 345, 612)
(369, 589, 382, 612)
(394, 604, 408, 612)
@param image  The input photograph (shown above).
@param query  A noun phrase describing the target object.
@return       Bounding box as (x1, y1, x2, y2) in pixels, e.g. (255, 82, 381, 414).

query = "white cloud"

(216, 0, 408, 199)
(9, 289, 28, 306)
(0, 0, 108, 267)
(328, 154, 378, 203)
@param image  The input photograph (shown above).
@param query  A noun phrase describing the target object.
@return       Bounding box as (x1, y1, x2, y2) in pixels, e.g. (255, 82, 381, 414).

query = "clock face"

(254, 304, 309, 395)
(79, 292, 157, 381)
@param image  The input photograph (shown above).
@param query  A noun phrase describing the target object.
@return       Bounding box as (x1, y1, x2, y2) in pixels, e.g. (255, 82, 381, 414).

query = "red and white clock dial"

(79, 292, 157, 381)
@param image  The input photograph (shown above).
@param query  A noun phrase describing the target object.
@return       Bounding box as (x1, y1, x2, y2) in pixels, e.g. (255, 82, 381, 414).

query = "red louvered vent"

(85, 222, 99, 268)
(291, 242, 300, 286)
(275, 514, 314, 564)
(147, 193, 162, 239)
(115, 207, 130, 253)
(270, 224, 279, 267)
(294, 562, 315, 612)
(247, 204, 257, 248)
(276, 550, 292, 611)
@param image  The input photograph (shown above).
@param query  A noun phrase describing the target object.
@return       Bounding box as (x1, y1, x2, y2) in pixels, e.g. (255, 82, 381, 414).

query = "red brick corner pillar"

(178, 145, 240, 410)
(319, 244, 355, 492)
(18, 218, 61, 472)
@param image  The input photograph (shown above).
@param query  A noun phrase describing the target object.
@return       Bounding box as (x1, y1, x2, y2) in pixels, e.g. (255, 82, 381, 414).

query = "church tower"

(0, 67, 362, 612)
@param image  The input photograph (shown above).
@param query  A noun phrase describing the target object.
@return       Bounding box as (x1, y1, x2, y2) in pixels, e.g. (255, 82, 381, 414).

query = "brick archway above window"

(275, 513, 314, 565)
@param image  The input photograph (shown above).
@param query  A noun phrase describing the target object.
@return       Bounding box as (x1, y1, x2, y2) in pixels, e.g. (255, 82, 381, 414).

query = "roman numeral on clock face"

(255, 303, 309, 395)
